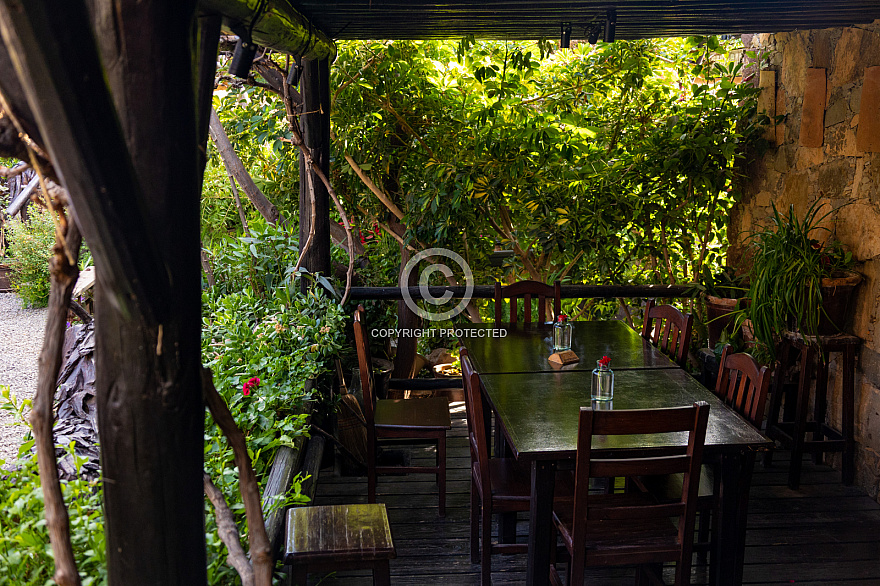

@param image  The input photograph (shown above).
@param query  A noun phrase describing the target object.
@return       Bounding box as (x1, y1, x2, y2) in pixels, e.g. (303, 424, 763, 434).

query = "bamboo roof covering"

(290, 1, 880, 41)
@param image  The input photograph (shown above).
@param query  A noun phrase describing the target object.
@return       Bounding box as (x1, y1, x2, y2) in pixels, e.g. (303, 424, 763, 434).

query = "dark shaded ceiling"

(291, 1, 880, 41)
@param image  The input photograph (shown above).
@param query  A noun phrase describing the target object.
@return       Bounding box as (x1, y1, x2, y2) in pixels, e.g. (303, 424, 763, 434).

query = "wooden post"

(298, 58, 332, 283)
(0, 2, 212, 583)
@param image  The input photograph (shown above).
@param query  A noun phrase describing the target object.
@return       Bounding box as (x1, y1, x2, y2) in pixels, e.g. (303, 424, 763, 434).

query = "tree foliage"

(330, 37, 767, 315)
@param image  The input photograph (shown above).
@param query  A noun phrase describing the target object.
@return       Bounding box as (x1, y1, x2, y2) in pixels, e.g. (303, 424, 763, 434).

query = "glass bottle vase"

(553, 321, 573, 351)
(591, 361, 614, 401)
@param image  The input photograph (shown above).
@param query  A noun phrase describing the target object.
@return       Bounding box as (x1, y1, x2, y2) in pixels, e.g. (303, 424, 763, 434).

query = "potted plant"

(746, 201, 860, 360)
(694, 265, 749, 349)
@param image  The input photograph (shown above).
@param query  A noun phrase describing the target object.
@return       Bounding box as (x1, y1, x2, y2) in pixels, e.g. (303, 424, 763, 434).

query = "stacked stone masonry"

(732, 23, 880, 501)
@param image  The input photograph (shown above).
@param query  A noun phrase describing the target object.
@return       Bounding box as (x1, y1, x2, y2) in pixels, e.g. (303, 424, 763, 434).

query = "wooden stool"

(284, 504, 396, 585)
(764, 331, 859, 489)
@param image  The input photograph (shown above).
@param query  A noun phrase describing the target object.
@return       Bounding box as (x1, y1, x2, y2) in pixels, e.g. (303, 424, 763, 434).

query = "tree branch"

(279, 83, 356, 304)
(204, 473, 255, 586)
(379, 99, 437, 161)
(32, 217, 82, 586)
(0, 162, 28, 177)
(332, 52, 383, 108)
(201, 369, 272, 586)
(344, 154, 405, 220)
(209, 109, 280, 225)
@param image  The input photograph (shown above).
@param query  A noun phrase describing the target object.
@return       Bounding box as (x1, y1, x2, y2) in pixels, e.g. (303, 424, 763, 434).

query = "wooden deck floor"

(312, 401, 880, 585)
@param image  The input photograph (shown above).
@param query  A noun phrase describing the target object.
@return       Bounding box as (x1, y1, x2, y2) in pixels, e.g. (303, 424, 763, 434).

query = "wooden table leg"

(373, 560, 391, 586)
(527, 459, 557, 586)
(712, 450, 756, 586)
(843, 344, 856, 485)
(789, 345, 815, 490)
(493, 409, 517, 543)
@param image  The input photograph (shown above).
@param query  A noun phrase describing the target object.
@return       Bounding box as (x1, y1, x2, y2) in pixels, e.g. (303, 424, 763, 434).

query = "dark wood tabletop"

(461, 320, 678, 374)
(479, 368, 772, 460)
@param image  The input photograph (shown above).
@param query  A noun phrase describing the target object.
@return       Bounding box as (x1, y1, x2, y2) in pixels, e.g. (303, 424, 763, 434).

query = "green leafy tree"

(331, 37, 766, 318)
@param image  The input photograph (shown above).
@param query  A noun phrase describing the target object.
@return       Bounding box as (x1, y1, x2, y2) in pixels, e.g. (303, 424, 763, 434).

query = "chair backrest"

(353, 305, 376, 425)
(494, 280, 562, 325)
(570, 402, 710, 566)
(714, 345, 772, 429)
(641, 299, 694, 368)
(459, 348, 493, 495)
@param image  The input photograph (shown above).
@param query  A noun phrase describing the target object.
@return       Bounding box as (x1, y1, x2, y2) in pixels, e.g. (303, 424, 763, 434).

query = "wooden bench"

(283, 503, 396, 585)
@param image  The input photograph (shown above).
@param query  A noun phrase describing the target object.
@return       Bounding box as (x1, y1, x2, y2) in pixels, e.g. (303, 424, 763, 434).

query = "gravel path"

(0, 293, 48, 465)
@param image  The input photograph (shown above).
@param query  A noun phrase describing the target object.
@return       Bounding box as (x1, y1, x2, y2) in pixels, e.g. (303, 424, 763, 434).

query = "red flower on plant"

(242, 377, 260, 396)
(598, 356, 611, 367)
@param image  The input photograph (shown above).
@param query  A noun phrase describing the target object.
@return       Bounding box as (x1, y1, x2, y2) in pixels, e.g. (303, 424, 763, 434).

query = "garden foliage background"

(0, 35, 766, 583)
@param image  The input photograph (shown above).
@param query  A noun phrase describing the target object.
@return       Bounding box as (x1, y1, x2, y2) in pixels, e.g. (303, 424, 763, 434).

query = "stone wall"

(731, 23, 880, 500)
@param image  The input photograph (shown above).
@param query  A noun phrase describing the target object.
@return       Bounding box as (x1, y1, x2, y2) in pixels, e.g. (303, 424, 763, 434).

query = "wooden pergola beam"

(0, 1, 214, 584)
(0, 0, 171, 323)
(298, 58, 332, 283)
(199, 0, 336, 61)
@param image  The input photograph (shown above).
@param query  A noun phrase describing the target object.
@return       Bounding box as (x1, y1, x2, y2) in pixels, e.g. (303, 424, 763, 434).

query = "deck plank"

(305, 407, 880, 585)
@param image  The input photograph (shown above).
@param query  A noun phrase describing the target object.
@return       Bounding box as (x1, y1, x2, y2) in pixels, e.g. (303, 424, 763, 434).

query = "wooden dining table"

(459, 321, 771, 586)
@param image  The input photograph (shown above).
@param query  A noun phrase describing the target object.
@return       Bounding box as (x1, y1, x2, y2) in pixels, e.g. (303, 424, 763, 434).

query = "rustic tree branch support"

(32, 218, 82, 586)
(202, 368, 273, 586)
(204, 474, 255, 586)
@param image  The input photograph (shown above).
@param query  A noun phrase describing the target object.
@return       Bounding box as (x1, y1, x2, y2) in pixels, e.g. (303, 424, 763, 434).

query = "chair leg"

(470, 478, 480, 563)
(696, 510, 710, 564)
(481, 504, 492, 586)
(438, 433, 446, 516)
(789, 346, 815, 490)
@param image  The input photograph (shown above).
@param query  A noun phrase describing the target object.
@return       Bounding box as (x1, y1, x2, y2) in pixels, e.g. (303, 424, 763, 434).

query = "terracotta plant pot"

(817, 270, 863, 335)
(706, 295, 740, 349)
(0, 264, 11, 293)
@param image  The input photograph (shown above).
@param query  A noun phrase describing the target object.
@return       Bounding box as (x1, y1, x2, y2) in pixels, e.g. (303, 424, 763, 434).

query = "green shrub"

(0, 387, 107, 585)
(6, 211, 56, 307)
(0, 219, 346, 584)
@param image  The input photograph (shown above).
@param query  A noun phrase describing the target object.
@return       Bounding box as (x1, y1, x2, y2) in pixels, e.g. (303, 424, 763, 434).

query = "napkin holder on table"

(548, 350, 579, 367)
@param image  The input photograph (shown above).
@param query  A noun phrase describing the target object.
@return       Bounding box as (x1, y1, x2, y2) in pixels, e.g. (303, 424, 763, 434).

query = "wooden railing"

(349, 283, 695, 300)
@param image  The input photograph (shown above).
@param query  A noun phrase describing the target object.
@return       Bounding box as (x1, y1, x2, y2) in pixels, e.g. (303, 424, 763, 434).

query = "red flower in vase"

(557, 313, 569, 323)
(598, 356, 611, 367)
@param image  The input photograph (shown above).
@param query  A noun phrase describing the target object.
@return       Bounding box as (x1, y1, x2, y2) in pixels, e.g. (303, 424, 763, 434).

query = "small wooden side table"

(284, 503, 396, 585)
(764, 331, 859, 489)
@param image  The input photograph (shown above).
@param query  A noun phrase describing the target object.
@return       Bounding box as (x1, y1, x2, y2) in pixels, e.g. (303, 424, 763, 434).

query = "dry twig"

(278, 77, 356, 304)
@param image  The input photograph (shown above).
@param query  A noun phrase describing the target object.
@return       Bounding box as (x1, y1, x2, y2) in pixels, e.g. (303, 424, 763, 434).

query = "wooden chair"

(460, 347, 573, 585)
(714, 345, 772, 428)
(494, 280, 562, 325)
(648, 346, 771, 565)
(696, 345, 772, 554)
(550, 402, 710, 586)
(353, 305, 452, 515)
(641, 299, 694, 368)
